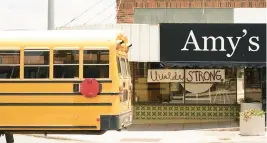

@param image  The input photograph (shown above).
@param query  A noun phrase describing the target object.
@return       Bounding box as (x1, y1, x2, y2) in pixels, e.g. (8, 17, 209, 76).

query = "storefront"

(131, 23, 266, 124)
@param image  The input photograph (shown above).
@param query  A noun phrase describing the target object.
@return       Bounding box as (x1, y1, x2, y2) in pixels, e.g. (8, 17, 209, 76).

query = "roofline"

(0, 30, 125, 45)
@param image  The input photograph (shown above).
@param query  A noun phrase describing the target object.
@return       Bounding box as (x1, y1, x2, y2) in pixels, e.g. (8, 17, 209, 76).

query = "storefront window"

(244, 68, 262, 102)
(184, 68, 237, 104)
(133, 62, 240, 104)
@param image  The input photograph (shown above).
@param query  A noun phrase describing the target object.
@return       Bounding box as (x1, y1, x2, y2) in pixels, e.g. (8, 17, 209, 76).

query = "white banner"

(147, 69, 225, 83)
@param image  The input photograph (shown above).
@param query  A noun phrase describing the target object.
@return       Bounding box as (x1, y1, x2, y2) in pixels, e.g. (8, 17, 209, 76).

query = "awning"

(161, 61, 266, 68)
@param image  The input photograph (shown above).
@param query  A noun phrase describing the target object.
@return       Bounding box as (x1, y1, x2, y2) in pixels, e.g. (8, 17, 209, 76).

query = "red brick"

(117, 0, 266, 23)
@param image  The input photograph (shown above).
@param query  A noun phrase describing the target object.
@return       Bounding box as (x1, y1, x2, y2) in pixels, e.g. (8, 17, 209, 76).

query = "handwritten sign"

(185, 69, 225, 83)
(147, 69, 184, 83)
(147, 69, 225, 83)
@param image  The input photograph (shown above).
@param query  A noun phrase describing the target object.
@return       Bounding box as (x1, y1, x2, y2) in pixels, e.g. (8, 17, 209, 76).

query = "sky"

(0, 0, 116, 30)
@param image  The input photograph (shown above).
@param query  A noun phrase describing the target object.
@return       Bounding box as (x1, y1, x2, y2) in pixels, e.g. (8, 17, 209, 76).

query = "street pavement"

(0, 134, 84, 143)
(0, 123, 267, 143)
(25, 130, 267, 143)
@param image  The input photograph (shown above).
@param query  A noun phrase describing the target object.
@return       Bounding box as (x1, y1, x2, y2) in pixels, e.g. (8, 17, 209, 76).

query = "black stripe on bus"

(0, 92, 120, 96)
(0, 79, 112, 83)
(0, 103, 112, 106)
(0, 126, 97, 129)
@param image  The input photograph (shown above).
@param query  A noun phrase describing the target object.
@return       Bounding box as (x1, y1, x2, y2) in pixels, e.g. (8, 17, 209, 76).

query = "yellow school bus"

(0, 30, 133, 139)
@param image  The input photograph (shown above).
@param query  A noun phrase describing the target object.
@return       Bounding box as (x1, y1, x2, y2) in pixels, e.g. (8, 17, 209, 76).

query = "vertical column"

(49, 48, 53, 79)
(48, 0, 54, 30)
(79, 47, 83, 80)
(20, 48, 24, 80)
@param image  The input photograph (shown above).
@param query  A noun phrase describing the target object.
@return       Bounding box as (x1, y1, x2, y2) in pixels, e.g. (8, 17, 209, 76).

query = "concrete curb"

(200, 127, 267, 131)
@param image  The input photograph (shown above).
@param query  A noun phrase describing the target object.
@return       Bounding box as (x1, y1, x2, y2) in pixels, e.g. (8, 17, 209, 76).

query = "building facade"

(114, 0, 266, 124)
(131, 23, 266, 124)
(117, 0, 266, 23)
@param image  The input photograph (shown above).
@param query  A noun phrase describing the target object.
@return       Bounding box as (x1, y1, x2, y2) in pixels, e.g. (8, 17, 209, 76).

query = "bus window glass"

(121, 58, 127, 77)
(24, 50, 49, 79)
(117, 56, 121, 75)
(126, 59, 131, 77)
(83, 50, 109, 78)
(0, 50, 20, 79)
(53, 50, 79, 78)
(84, 50, 109, 64)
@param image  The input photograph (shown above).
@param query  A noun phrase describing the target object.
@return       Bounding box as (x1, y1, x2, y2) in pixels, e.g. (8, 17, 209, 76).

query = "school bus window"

(117, 56, 121, 75)
(53, 50, 79, 78)
(121, 58, 127, 77)
(24, 50, 49, 79)
(83, 50, 109, 64)
(0, 50, 20, 79)
(83, 50, 109, 78)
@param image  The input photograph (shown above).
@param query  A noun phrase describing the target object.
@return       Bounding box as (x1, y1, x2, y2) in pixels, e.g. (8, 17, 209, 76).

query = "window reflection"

(83, 50, 109, 78)
(0, 66, 19, 79)
(54, 65, 79, 78)
(24, 67, 49, 78)
(24, 51, 49, 65)
(24, 50, 49, 79)
(54, 50, 79, 64)
(133, 62, 239, 104)
(83, 65, 109, 78)
(0, 50, 20, 64)
(53, 50, 79, 78)
(83, 50, 109, 64)
(245, 68, 262, 102)
(0, 50, 20, 79)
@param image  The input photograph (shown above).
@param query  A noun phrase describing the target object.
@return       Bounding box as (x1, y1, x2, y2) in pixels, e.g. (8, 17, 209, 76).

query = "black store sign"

(160, 23, 266, 62)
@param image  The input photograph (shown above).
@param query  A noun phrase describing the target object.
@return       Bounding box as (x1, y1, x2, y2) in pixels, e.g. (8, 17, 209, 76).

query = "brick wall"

(117, 0, 266, 23)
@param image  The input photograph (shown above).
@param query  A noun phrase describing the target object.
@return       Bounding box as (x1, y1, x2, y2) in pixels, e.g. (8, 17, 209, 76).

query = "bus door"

(117, 56, 131, 113)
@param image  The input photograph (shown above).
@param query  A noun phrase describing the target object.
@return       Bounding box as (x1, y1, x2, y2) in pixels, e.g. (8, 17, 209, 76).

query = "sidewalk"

(27, 122, 267, 143)
(29, 130, 267, 143)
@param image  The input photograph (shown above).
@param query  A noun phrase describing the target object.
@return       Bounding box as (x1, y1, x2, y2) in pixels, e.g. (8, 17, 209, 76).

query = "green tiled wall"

(133, 105, 240, 120)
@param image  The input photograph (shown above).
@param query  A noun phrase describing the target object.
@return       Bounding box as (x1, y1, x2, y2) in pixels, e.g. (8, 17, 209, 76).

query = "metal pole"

(48, 0, 54, 30)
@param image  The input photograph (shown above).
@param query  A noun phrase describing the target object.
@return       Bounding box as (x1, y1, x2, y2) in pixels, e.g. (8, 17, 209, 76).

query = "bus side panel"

(0, 103, 119, 131)
(0, 82, 113, 93)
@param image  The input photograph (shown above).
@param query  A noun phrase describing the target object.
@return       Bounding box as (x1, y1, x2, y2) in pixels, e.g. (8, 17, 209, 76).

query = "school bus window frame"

(83, 49, 110, 79)
(0, 48, 20, 79)
(23, 48, 50, 79)
(0, 46, 119, 81)
(53, 47, 80, 79)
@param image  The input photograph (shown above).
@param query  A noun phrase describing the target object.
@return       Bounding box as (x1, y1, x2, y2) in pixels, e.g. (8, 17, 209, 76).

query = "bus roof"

(0, 30, 126, 47)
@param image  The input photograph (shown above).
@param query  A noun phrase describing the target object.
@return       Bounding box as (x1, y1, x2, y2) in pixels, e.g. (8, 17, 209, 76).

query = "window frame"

(133, 63, 239, 105)
(53, 49, 80, 79)
(83, 49, 110, 79)
(23, 49, 50, 79)
(0, 49, 20, 79)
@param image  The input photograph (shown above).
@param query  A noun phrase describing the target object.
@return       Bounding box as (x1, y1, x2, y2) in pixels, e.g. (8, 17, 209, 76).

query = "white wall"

(234, 8, 266, 23)
(0, 0, 116, 30)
